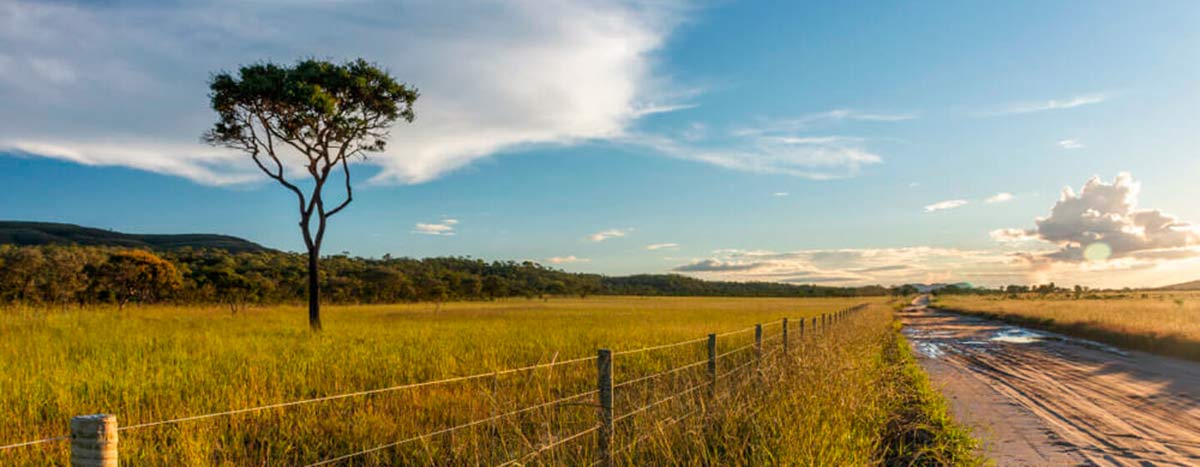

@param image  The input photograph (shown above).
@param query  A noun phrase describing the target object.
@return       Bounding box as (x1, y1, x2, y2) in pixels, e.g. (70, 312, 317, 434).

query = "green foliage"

(206, 59, 417, 153)
(89, 250, 183, 308)
(0, 245, 889, 307)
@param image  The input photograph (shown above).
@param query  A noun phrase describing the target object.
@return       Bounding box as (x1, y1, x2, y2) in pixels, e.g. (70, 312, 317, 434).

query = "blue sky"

(1, 0, 1198, 288)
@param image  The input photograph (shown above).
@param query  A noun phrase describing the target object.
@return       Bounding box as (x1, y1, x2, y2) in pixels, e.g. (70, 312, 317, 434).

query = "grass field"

(936, 292, 1200, 361)
(0, 296, 977, 465)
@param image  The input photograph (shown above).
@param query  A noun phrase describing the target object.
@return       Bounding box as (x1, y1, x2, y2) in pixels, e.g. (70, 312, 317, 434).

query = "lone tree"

(204, 59, 417, 331)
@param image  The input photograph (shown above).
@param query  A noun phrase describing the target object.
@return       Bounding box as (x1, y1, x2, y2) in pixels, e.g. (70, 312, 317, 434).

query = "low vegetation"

(0, 297, 977, 465)
(936, 292, 1200, 361)
(0, 244, 890, 309)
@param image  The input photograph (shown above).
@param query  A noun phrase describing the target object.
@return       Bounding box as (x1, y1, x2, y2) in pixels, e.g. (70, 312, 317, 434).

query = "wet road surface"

(900, 297, 1200, 466)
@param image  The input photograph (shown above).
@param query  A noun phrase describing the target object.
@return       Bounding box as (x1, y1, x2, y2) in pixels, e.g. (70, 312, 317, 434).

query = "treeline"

(0, 245, 889, 308)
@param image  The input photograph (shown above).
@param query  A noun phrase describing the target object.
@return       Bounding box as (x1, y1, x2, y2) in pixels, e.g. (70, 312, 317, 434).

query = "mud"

(900, 297, 1200, 466)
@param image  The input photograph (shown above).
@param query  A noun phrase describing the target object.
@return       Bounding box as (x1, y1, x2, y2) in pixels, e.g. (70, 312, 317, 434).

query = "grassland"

(936, 292, 1200, 361)
(1, 296, 977, 465)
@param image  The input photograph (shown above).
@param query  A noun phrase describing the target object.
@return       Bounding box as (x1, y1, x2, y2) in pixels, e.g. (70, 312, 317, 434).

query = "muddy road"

(900, 297, 1200, 466)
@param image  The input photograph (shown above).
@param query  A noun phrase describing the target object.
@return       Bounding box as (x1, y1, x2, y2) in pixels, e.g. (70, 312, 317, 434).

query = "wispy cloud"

(413, 218, 459, 236)
(924, 199, 968, 212)
(982, 93, 1107, 116)
(985, 192, 1014, 204)
(1058, 139, 1084, 149)
(588, 228, 633, 242)
(546, 255, 589, 264)
(626, 132, 883, 180)
(645, 242, 679, 251)
(773, 192, 789, 197)
(732, 109, 918, 136)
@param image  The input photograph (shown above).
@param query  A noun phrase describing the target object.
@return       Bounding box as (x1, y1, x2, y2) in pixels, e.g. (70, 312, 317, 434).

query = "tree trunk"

(307, 247, 322, 331)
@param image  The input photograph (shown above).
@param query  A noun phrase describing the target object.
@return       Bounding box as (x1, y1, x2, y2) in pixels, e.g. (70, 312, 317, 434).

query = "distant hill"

(0, 221, 269, 253)
(1160, 280, 1200, 291)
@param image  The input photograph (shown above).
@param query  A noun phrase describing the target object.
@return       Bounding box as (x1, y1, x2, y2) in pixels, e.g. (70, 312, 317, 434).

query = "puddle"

(915, 342, 945, 358)
(991, 327, 1043, 344)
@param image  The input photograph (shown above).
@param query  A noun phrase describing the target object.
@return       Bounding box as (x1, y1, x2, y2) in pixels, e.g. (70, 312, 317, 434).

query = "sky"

(1, 0, 1198, 288)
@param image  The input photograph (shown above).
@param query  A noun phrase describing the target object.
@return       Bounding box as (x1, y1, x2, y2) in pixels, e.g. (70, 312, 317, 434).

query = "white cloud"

(627, 132, 883, 180)
(1016, 173, 1200, 263)
(413, 218, 459, 236)
(773, 192, 789, 197)
(0, 0, 692, 185)
(588, 228, 632, 242)
(732, 109, 917, 136)
(924, 199, 968, 212)
(1058, 139, 1084, 149)
(546, 255, 589, 264)
(985, 192, 1014, 204)
(645, 242, 679, 251)
(671, 247, 1020, 286)
(983, 93, 1107, 116)
(990, 228, 1038, 243)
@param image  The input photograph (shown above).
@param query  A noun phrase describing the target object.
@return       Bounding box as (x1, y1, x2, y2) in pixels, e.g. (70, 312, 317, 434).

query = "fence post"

(799, 318, 805, 338)
(755, 324, 763, 359)
(707, 333, 717, 398)
(782, 318, 789, 355)
(70, 414, 117, 467)
(597, 349, 613, 467)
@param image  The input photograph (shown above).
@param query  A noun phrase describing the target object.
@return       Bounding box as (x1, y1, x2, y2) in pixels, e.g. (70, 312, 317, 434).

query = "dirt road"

(900, 296, 1200, 466)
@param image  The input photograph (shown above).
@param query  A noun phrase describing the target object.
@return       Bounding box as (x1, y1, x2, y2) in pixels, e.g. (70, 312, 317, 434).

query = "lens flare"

(1083, 242, 1112, 262)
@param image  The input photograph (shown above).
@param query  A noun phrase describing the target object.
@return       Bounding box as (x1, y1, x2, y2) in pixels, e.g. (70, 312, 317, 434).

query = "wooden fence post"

(597, 349, 613, 467)
(70, 414, 117, 467)
(755, 324, 763, 359)
(782, 318, 789, 355)
(707, 333, 717, 398)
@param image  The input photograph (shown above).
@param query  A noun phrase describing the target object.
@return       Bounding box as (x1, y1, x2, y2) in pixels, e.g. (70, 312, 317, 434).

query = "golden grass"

(1, 296, 978, 465)
(937, 292, 1200, 361)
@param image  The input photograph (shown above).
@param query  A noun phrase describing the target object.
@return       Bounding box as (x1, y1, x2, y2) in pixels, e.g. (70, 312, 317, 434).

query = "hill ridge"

(0, 221, 269, 253)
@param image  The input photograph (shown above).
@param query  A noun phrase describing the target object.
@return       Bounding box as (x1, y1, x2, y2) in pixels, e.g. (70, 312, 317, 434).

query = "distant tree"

(204, 59, 418, 331)
(91, 250, 182, 309)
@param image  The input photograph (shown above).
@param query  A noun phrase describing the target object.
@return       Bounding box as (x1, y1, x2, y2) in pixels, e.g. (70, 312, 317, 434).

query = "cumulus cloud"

(1058, 139, 1084, 149)
(545, 255, 588, 264)
(983, 93, 1107, 116)
(645, 243, 679, 251)
(0, 0, 691, 185)
(413, 219, 458, 236)
(924, 199, 968, 212)
(985, 192, 1014, 204)
(1014, 173, 1200, 263)
(588, 228, 632, 242)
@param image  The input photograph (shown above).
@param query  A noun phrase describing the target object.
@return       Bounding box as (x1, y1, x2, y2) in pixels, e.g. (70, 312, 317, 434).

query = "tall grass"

(1, 296, 975, 465)
(936, 292, 1200, 361)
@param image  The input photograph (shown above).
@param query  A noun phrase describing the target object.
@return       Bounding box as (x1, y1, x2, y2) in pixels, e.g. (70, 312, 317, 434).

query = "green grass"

(1, 296, 978, 465)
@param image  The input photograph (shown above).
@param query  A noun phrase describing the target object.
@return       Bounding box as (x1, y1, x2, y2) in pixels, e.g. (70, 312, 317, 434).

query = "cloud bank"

(0, 0, 689, 185)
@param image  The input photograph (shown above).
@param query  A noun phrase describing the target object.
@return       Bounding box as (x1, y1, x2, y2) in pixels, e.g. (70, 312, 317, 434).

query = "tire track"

(901, 300, 1200, 466)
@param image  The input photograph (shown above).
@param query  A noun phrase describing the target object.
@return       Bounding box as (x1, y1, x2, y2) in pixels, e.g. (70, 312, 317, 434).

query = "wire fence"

(2, 304, 869, 466)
